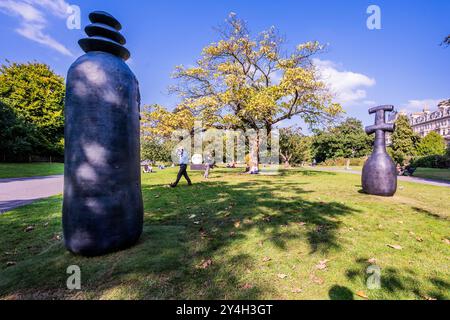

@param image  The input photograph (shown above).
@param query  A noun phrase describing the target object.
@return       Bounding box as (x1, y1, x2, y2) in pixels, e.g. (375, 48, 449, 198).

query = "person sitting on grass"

(170, 147, 192, 188)
(249, 162, 259, 174)
(143, 164, 153, 173)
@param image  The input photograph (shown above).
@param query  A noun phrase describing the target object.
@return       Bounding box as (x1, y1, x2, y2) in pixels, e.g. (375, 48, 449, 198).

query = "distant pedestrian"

(170, 147, 192, 188)
(204, 153, 213, 179)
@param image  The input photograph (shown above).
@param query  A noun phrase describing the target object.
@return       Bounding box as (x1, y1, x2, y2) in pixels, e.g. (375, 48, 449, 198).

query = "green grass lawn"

(0, 168, 449, 300)
(0, 163, 64, 179)
(413, 168, 450, 183)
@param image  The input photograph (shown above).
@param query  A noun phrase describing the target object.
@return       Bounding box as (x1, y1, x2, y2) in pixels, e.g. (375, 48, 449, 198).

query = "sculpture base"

(362, 152, 397, 197)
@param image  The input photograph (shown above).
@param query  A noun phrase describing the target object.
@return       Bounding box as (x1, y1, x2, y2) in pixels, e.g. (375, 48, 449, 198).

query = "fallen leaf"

(297, 222, 306, 226)
(189, 214, 196, 219)
(197, 259, 212, 270)
(291, 288, 303, 293)
(229, 231, 236, 237)
(262, 256, 272, 262)
(356, 291, 369, 299)
(367, 258, 377, 264)
(277, 274, 288, 279)
(241, 283, 253, 290)
(387, 244, 403, 250)
(234, 221, 241, 228)
(43, 222, 49, 227)
(398, 221, 404, 224)
(154, 195, 160, 198)
(24, 226, 34, 232)
(193, 221, 201, 225)
(423, 295, 437, 301)
(6, 261, 16, 267)
(416, 237, 424, 242)
(443, 238, 450, 245)
(310, 274, 324, 285)
(315, 259, 329, 270)
(263, 216, 272, 223)
(258, 240, 264, 247)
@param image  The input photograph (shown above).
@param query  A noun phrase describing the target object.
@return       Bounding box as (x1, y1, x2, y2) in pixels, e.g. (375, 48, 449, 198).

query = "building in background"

(388, 99, 450, 145)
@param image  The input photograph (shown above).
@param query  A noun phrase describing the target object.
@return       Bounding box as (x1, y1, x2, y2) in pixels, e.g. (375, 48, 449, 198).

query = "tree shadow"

(0, 171, 360, 299)
(328, 285, 354, 300)
(344, 257, 449, 300)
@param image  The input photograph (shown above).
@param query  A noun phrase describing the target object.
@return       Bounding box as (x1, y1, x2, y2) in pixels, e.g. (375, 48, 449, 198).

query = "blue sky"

(0, 0, 449, 129)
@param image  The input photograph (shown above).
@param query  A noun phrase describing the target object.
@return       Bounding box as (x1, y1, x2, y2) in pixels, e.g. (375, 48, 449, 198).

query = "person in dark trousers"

(170, 147, 192, 187)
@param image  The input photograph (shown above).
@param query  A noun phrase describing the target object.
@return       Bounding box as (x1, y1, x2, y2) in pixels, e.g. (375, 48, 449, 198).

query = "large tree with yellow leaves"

(147, 14, 342, 164)
(172, 13, 341, 130)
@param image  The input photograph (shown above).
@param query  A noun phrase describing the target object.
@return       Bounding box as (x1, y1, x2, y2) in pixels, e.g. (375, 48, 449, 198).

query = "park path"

(0, 175, 63, 214)
(313, 167, 450, 188)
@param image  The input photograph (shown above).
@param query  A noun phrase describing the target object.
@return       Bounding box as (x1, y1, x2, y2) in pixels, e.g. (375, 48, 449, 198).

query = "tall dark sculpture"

(63, 11, 143, 256)
(362, 105, 397, 197)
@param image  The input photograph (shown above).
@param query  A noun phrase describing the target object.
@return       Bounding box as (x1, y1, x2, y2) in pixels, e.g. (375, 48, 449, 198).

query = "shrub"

(320, 157, 367, 167)
(411, 154, 450, 169)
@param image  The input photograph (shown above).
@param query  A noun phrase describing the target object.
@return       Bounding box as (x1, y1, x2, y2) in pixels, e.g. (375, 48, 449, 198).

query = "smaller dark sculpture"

(362, 105, 397, 196)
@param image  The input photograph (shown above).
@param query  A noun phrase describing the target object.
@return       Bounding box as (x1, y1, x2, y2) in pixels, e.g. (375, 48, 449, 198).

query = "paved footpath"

(0, 175, 63, 214)
(313, 168, 450, 188)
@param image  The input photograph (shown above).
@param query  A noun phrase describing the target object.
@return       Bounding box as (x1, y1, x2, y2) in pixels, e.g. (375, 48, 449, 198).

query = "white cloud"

(0, 0, 73, 56)
(402, 98, 445, 113)
(313, 59, 376, 107)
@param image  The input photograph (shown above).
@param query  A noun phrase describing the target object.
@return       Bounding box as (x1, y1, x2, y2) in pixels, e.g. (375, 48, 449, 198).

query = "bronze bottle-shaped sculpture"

(362, 105, 397, 197)
(63, 11, 143, 256)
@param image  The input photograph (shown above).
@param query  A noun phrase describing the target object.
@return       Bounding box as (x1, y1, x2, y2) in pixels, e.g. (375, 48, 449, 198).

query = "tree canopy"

(279, 127, 312, 167)
(389, 114, 420, 164)
(147, 14, 342, 147)
(443, 35, 450, 46)
(171, 14, 341, 131)
(312, 118, 372, 163)
(0, 61, 65, 159)
(416, 131, 447, 157)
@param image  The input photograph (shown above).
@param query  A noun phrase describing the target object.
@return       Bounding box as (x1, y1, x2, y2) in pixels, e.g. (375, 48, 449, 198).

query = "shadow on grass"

(1, 173, 359, 299)
(328, 285, 354, 300)
(344, 258, 449, 300)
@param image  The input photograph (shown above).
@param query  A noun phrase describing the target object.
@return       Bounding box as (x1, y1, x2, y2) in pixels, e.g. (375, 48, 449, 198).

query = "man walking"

(170, 147, 192, 188)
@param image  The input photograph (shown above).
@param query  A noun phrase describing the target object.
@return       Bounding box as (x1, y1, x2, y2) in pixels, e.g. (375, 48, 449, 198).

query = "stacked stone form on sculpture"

(362, 105, 397, 197)
(63, 11, 143, 256)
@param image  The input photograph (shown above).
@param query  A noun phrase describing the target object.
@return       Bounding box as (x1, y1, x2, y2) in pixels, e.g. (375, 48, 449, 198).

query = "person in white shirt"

(170, 147, 192, 187)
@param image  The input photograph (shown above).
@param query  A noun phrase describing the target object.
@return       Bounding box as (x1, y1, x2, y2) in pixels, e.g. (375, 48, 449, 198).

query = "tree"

(312, 118, 372, 163)
(141, 104, 195, 139)
(416, 131, 447, 156)
(140, 105, 189, 163)
(279, 128, 312, 167)
(153, 14, 341, 166)
(141, 137, 174, 164)
(443, 35, 450, 46)
(0, 61, 65, 158)
(389, 114, 421, 164)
